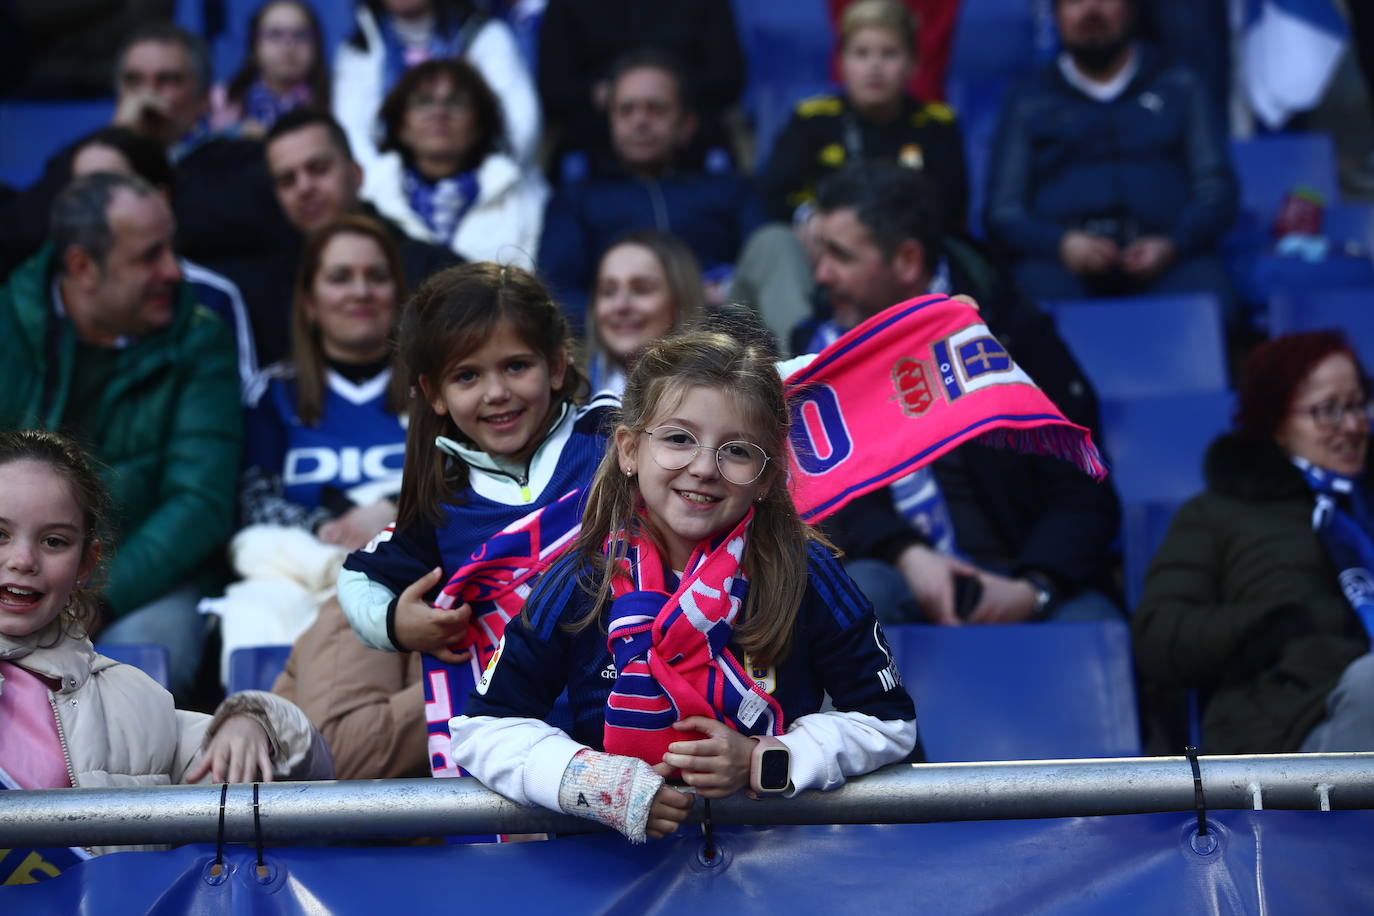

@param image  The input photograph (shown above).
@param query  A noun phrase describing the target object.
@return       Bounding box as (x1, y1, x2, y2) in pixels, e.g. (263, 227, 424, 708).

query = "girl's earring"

(624, 467, 635, 477)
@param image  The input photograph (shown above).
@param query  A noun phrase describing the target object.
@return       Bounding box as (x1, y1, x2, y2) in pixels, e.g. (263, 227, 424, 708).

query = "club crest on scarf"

(891, 357, 936, 418)
(603, 509, 785, 774)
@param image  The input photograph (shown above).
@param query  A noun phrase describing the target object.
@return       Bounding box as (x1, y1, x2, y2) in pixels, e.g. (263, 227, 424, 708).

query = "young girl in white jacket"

(0, 430, 332, 860)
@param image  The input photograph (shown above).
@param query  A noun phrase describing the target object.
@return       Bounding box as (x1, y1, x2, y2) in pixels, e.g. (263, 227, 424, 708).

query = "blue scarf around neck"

(1293, 455, 1374, 638)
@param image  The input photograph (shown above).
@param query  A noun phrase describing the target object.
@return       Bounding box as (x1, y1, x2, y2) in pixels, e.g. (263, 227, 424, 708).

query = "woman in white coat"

(360, 57, 547, 267)
(332, 0, 540, 174)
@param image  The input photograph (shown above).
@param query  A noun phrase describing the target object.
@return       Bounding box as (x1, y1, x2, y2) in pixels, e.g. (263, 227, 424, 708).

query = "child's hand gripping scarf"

(422, 487, 585, 777)
(601, 508, 783, 774)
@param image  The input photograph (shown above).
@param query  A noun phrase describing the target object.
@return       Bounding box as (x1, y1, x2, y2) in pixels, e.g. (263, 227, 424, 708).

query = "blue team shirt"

(466, 541, 917, 747)
(342, 399, 614, 598)
(245, 366, 407, 510)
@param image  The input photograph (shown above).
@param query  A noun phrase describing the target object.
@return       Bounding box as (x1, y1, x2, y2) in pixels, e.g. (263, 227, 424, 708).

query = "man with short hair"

(0, 172, 242, 698)
(984, 0, 1236, 308)
(812, 163, 1121, 626)
(536, 49, 764, 326)
(264, 109, 459, 286)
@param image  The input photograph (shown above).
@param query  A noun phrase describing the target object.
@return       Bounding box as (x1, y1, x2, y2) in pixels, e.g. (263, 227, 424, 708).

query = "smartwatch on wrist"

(750, 736, 792, 795)
(1022, 572, 1055, 620)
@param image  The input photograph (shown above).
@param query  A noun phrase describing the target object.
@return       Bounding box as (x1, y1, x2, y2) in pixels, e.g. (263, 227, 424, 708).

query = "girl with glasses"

(362, 58, 548, 266)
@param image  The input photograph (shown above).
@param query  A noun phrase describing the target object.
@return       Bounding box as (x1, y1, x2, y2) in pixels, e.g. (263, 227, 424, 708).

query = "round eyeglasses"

(641, 426, 770, 485)
(1298, 399, 1374, 431)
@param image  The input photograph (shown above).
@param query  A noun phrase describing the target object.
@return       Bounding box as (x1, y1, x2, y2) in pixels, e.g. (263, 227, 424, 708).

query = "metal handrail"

(2, 753, 1372, 848)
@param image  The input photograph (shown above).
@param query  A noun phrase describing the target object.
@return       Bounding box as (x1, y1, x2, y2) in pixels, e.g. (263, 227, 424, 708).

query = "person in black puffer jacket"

(1134, 331, 1374, 754)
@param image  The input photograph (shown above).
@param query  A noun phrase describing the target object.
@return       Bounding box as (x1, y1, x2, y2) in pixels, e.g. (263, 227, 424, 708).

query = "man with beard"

(984, 0, 1237, 312)
(810, 163, 1122, 627)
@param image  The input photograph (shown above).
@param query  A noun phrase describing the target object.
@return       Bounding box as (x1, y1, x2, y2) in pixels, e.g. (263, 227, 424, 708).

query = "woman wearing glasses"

(360, 58, 547, 266)
(1134, 330, 1374, 753)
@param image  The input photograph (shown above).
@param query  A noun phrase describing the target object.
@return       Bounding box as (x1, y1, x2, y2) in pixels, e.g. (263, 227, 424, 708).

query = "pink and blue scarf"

(601, 509, 783, 773)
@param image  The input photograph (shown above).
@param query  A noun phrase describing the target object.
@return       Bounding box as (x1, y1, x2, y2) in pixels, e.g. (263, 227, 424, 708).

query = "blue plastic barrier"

(9, 812, 1374, 912)
(885, 621, 1141, 761)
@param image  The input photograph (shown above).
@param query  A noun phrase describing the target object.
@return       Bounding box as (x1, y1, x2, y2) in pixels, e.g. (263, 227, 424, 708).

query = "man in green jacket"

(0, 171, 242, 699)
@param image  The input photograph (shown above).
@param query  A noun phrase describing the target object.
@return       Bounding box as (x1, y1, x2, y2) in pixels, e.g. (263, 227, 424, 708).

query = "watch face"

(759, 747, 789, 791)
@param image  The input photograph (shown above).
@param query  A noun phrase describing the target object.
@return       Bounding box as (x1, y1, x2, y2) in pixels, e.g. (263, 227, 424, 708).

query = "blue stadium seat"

(1230, 132, 1339, 243)
(1269, 286, 1374, 368)
(1052, 293, 1228, 399)
(95, 643, 172, 690)
(1120, 499, 1184, 611)
(884, 620, 1140, 761)
(227, 645, 293, 695)
(1099, 391, 1232, 505)
(944, 0, 1054, 237)
(730, 0, 835, 168)
(0, 99, 114, 188)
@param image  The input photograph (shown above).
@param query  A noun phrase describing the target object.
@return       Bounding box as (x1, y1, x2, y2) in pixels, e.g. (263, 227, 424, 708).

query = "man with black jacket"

(811, 163, 1122, 625)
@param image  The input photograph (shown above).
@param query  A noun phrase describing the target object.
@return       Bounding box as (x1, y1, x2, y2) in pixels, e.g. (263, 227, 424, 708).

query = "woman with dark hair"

(359, 57, 547, 266)
(241, 214, 410, 550)
(1134, 331, 1374, 754)
(332, 0, 539, 173)
(213, 0, 330, 137)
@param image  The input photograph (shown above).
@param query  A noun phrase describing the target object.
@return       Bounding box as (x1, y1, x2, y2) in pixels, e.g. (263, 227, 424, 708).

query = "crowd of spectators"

(0, 0, 1369, 790)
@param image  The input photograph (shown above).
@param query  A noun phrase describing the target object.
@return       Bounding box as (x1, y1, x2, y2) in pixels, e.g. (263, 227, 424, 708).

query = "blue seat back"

(0, 99, 115, 188)
(1100, 391, 1232, 505)
(1269, 286, 1374, 368)
(94, 643, 171, 690)
(227, 645, 293, 695)
(884, 621, 1140, 761)
(944, 0, 1054, 237)
(1120, 499, 1185, 611)
(731, 0, 835, 168)
(1052, 293, 1228, 399)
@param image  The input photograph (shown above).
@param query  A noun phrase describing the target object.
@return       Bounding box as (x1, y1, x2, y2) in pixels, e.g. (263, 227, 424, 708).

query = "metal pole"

(2, 753, 1373, 848)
